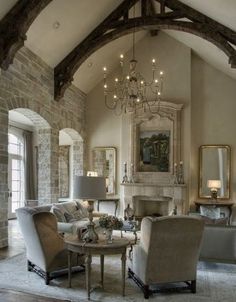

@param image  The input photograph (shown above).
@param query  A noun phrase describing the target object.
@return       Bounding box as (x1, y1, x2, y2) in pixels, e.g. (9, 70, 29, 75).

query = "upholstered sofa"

(200, 224, 236, 264)
(190, 205, 236, 264)
(18, 200, 104, 238)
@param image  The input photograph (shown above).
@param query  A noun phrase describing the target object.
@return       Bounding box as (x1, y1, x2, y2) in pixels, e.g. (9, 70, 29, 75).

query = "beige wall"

(86, 32, 191, 208)
(87, 31, 236, 213)
(191, 53, 236, 204)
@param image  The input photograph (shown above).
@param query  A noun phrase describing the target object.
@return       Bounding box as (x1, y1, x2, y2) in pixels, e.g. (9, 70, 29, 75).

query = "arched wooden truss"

(0, 0, 235, 102)
(54, 0, 236, 101)
(0, 0, 52, 70)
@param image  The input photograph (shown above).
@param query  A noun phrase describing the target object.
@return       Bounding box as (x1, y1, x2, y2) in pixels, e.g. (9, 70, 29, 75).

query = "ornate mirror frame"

(92, 147, 116, 195)
(131, 101, 183, 183)
(199, 145, 231, 199)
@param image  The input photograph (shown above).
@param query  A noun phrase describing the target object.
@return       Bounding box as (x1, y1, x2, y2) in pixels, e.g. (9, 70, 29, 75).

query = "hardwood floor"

(0, 219, 25, 260)
(0, 289, 70, 302)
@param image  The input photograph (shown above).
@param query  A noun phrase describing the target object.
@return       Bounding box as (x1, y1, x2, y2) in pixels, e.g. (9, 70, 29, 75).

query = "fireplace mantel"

(120, 182, 187, 216)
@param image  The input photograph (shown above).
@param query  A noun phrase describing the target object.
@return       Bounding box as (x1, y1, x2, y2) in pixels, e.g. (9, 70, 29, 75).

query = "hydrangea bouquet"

(99, 215, 123, 230)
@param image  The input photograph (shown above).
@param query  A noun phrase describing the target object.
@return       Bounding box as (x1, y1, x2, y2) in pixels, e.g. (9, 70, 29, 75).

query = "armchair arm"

(129, 245, 148, 284)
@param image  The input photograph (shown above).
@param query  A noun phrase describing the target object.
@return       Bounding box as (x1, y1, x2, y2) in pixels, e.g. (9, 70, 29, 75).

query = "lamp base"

(82, 222, 99, 243)
(210, 190, 218, 201)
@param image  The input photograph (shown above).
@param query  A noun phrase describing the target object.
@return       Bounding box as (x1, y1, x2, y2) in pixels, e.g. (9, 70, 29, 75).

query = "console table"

(65, 236, 129, 300)
(97, 198, 119, 216)
(195, 200, 234, 217)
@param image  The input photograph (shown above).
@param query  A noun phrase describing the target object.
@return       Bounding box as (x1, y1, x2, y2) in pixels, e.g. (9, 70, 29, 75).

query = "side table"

(97, 198, 119, 216)
(65, 236, 129, 300)
(194, 200, 234, 218)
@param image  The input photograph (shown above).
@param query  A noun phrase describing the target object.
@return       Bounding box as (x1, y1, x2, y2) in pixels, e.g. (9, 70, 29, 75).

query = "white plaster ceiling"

(0, 0, 236, 93)
(25, 0, 123, 67)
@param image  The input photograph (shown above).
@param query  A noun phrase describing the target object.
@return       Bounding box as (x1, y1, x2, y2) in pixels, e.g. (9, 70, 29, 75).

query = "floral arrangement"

(99, 215, 123, 230)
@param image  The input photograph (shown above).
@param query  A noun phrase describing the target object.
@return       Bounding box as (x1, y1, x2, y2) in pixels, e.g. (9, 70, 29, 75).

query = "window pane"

(12, 180, 20, 191)
(12, 191, 20, 202)
(12, 159, 20, 169)
(9, 134, 18, 144)
(8, 143, 18, 154)
(12, 170, 20, 181)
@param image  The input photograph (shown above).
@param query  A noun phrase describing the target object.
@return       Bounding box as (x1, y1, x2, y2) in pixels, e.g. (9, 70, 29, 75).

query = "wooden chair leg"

(191, 280, 196, 293)
(45, 272, 50, 285)
(143, 285, 149, 299)
(27, 260, 32, 271)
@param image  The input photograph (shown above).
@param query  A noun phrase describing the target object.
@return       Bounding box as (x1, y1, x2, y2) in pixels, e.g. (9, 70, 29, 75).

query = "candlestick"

(122, 161, 128, 183)
(178, 161, 184, 184)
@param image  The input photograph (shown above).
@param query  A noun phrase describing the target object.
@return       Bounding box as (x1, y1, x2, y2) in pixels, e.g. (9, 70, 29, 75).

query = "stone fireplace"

(120, 182, 186, 218)
(132, 195, 173, 218)
(120, 101, 186, 218)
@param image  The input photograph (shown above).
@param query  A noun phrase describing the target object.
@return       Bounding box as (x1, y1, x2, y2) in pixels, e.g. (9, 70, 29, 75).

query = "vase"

(105, 228, 113, 244)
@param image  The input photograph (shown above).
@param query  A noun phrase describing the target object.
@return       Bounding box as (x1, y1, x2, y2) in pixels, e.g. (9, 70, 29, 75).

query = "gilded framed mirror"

(92, 147, 116, 195)
(199, 145, 231, 199)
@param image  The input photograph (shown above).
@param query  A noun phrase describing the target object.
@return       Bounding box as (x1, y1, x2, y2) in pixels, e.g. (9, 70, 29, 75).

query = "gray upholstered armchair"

(16, 208, 85, 284)
(128, 216, 204, 299)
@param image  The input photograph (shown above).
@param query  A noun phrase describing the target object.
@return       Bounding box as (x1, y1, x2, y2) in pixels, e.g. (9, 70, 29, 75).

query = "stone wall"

(0, 46, 86, 248)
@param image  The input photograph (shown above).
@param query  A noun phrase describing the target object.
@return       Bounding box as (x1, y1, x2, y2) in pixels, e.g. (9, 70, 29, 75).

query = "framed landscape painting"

(139, 130, 170, 172)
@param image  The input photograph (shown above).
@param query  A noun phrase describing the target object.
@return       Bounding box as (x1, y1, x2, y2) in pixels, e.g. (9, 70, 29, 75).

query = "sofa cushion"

(57, 201, 77, 215)
(64, 212, 77, 223)
(50, 205, 66, 223)
(75, 200, 88, 218)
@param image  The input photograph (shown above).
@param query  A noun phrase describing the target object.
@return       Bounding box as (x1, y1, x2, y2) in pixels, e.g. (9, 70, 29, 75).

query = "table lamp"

(73, 175, 106, 243)
(207, 180, 221, 201)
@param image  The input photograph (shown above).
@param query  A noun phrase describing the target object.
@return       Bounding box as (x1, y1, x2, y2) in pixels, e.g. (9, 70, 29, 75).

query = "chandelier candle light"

(103, 9, 164, 115)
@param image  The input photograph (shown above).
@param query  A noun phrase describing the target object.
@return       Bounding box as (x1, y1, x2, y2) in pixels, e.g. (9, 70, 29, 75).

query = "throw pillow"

(75, 200, 89, 218)
(64, 211, 77, 223)
(50, 205, 66, 222)
(200, 205, 221, 219)
(73, 209, 86, 220)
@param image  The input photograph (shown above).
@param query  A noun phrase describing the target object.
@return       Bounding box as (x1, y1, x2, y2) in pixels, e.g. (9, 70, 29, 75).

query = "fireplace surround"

(120, 182, 186, 219)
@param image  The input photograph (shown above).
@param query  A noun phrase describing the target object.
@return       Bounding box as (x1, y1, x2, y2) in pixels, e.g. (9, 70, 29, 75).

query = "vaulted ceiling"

(0, 0, 236, 95)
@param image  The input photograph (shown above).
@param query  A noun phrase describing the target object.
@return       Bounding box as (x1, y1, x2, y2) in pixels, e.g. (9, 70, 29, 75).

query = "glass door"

(8, 133, 25, 219)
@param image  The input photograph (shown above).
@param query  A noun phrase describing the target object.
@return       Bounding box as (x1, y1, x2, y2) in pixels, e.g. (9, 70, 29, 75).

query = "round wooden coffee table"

(65, 236, 130, 300)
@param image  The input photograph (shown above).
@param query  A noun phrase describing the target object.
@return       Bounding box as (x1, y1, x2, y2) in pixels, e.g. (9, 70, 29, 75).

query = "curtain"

(24, 130, 36, 200)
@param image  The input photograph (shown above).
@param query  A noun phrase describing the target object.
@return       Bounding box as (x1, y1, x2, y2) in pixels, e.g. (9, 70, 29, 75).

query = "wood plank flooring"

(0, 219, 25, 260)
(0, 289, 70, 302)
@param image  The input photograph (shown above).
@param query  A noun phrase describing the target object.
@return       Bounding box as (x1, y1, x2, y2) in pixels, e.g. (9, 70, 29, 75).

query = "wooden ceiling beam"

(53, 0, 236, 101)
(0, 0, 52, 70)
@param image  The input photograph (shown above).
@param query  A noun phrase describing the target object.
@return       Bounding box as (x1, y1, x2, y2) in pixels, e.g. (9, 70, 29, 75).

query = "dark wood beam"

(147, 0, 159, 36)
(154, 0, 236, 45)
(54, 0, 139, 101)
(0, 0, 52, 70)
(54, 0, 236, 101)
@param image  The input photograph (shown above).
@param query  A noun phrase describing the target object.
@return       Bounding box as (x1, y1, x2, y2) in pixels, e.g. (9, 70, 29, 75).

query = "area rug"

(0, 253, 236, 302)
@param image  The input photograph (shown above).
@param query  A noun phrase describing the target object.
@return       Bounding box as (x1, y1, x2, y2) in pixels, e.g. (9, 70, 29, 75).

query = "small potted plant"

(99, 215, 123, 243)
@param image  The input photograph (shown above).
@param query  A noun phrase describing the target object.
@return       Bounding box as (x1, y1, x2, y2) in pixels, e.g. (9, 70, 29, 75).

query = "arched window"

(8, 132, 25, 218)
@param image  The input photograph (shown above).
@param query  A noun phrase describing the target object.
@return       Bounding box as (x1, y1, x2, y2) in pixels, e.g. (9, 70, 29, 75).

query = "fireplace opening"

(131, 195, 173, 219)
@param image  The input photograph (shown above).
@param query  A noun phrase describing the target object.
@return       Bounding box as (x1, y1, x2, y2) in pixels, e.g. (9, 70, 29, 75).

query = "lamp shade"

(207, 180, 221, 189)
(73, 176, 106, 200)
